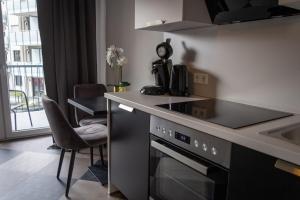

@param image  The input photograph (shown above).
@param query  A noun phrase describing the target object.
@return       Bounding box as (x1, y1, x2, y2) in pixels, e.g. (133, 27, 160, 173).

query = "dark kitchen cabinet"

(228, 144, 300, 200)
(110, 101, 150, 200)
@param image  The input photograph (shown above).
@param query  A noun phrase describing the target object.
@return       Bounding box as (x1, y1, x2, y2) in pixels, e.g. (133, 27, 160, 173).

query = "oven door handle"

(151, 140, 209, 175)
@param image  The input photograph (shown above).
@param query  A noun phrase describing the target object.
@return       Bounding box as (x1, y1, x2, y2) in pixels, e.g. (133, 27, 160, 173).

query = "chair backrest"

(42, 96, 87, 150)
(73, 84, 107, 124)
(9, 90, 28, 105)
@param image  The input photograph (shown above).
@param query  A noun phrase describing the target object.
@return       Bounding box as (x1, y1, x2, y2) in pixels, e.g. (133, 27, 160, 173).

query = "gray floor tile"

(38, 155, 91, 179)
(0, 169, 31, 194)
(58, 180, 125, 200)
(0, 137, 115, 200)
(0, 175, 77, 200)
(0, 148, 20, 164)
(0, 152, 57, 174)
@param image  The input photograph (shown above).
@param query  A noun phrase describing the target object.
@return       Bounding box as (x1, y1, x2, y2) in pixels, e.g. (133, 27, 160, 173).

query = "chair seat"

(74, 124, 107, 146)
(79, 117, 107, 126)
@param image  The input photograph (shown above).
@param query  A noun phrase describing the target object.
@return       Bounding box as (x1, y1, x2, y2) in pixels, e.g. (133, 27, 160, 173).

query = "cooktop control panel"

(150, 115, 232, 169)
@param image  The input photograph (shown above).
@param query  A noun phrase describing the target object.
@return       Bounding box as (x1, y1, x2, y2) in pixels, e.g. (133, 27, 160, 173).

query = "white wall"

(106, 0, 163, 90)
(165, 16, 300, 114)
(105, 1, 300, 114)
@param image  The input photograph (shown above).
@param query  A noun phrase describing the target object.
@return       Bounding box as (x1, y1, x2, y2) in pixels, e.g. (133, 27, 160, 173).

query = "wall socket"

(194, 73, 209, 85)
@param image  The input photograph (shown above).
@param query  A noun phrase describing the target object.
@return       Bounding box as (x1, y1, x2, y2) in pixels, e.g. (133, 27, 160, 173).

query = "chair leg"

(99, 145, 105, 166)
(12, 110, 17, 131)
(66, 150, 76, 198)
(24, 94, 33, 126)
(90, 147, 94, 166)
(26, 105, 33, 126)
(57, 149, 65, 180)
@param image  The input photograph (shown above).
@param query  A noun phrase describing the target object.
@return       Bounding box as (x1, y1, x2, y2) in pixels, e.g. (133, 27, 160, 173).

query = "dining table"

(67, 96, 107, 116)
(67, 96, 108, 185)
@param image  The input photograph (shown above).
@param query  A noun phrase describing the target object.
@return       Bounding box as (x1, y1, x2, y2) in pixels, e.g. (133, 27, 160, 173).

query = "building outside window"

(13, 50, 20, 61)
(32, 77, 44, 97)
(1, 0, 48, 131)
(15, 75, 22, 86)
(2, 0, 45, 111)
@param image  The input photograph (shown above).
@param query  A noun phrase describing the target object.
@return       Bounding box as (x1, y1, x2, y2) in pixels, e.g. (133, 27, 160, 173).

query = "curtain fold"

(37, 0, 97, 124)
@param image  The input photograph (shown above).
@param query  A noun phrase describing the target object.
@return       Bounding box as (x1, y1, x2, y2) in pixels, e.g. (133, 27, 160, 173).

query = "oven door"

(150, 136, 228, 200)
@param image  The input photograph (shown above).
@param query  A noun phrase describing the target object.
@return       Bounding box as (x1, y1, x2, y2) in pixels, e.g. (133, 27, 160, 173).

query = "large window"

(1, 0, 49, 133)
(32, 77, 44, 97)
(15, 75, 22, 86)
(13, 50, 20, 61)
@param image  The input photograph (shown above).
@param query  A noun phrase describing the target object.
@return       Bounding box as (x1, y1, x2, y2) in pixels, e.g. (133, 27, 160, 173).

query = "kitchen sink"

(282, 130, 300, 145)
(260, 123, 300, 146)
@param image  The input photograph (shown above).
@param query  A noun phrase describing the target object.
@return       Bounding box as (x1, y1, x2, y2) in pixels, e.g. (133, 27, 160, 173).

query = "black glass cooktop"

(156, 99, 293, 129)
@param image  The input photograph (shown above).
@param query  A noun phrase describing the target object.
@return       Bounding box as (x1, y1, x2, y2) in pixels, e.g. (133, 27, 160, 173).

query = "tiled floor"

(0, 136, 125, 200)
(11, 110, 49, 131)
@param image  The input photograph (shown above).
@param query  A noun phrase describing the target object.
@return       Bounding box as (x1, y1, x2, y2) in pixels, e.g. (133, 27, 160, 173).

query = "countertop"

(105, 91, 300, 165)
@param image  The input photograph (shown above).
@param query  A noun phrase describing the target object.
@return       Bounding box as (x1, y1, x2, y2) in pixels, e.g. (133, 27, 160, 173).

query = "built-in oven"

(149, 116, 232, 200)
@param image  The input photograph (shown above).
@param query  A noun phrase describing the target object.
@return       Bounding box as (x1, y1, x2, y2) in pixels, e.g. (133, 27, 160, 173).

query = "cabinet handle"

(118, 104, 134, 112)
(275, 159, 300, 177)
(145, 19, 167, 27)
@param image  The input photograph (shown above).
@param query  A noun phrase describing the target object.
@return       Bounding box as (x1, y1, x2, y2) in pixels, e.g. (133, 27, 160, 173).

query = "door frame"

(0, 4, 10, 140)
(0, 3, 50, 140)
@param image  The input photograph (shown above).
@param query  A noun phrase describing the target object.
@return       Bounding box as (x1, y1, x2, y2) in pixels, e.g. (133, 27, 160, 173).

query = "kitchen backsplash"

(105, 0, 300, 114)
(165, 16, 300, 114)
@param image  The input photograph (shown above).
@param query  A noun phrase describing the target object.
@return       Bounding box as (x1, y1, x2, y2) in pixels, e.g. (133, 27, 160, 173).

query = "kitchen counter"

(105, 91, 300, 165)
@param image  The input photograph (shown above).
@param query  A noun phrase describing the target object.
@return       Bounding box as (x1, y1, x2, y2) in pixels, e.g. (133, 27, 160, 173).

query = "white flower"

(106, 45, 127, 68)
(117, 56, 127, 66)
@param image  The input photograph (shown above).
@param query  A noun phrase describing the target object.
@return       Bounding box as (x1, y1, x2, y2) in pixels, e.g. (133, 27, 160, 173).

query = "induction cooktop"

(156, 99, 293, 129)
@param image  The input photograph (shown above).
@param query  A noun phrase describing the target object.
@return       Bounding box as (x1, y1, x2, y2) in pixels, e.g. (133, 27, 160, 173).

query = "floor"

(11, 110, 49, 131)
(0, 136, 125, 200)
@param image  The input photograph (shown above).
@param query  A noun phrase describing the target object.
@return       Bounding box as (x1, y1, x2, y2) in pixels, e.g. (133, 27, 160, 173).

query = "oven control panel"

(150, 115, 232, 169)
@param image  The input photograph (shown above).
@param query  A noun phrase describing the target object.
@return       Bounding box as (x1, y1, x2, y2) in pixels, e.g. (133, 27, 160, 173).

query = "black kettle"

(169, 65, 189, 96)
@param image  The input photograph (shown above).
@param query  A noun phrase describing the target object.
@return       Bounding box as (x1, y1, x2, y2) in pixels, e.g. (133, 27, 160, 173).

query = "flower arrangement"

(106, 45, 130, 92)
(106, 45, 128, 69)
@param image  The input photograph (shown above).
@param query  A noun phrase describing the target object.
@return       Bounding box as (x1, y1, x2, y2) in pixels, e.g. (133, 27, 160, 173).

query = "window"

(32, 77, 44, 96)
(31, 48, 42, 63)
(21, 16, 30, 31)
(13, 50, 21, 61)
(15, 75, 22, 86)
(25, 48, 32, 62)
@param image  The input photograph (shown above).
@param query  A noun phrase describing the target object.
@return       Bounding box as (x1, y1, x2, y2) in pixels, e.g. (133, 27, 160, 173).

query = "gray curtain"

(37, 0, 97, 124)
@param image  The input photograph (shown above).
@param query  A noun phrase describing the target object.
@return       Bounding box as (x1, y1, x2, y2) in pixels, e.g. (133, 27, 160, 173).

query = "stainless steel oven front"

(149, 116, 231, 200)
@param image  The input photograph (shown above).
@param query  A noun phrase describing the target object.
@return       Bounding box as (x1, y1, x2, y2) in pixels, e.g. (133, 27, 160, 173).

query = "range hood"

(205, 0, 300, 25)
(135, 0, 300, 32)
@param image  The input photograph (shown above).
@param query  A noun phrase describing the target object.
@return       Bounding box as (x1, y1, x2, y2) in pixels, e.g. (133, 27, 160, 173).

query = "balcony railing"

(5, 0, 37, 15)
(6, 64, 45, 112)
(9, 30, 41, 46)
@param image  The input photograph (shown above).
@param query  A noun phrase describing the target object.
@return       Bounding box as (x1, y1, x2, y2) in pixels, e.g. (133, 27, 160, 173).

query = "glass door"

(0, 0, 49, 139)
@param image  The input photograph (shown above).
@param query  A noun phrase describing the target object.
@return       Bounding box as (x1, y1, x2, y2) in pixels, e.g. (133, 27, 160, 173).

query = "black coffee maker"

(140, 39, 173, 95)
(140, 39, 189, 96)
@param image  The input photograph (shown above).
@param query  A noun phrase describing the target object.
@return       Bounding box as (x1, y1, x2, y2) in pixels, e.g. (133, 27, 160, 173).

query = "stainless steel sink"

(260, 123, 300, 146)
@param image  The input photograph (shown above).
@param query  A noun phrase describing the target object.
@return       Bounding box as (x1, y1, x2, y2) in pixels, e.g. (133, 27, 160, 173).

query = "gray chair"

(74, 84, 107, 166)
(42, 96, 107, 197)
(74, 84, 107, 126)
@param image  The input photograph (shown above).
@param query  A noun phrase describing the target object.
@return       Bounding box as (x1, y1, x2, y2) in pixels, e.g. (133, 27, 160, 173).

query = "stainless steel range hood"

(135, 0, 300, 32)
(279, 0, 300, 9)
(206, 0, 300, 25)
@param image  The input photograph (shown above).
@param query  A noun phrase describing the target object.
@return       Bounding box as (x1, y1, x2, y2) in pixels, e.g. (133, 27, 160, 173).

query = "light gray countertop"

(105, 91, 300, 165)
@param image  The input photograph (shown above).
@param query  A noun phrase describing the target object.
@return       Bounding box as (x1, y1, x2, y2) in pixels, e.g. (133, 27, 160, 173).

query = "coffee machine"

(140, 39, 173, 95)
(140, 38, 189, 96)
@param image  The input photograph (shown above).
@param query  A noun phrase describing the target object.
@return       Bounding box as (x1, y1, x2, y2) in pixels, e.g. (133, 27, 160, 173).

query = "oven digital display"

(175, 132, 190, 144)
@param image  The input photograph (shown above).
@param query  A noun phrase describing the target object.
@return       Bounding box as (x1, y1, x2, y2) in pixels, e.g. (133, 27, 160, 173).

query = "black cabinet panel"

(228, 144, 300, 200)
(110, 101, 150, 200)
